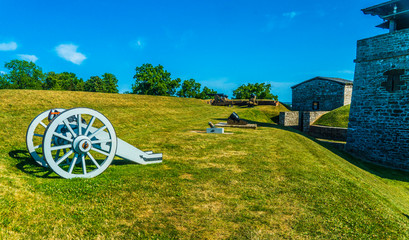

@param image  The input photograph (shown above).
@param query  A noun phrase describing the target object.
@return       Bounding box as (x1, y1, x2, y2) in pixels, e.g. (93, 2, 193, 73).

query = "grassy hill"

(1, 90, 409, 239)
(314, 105, 350, 128)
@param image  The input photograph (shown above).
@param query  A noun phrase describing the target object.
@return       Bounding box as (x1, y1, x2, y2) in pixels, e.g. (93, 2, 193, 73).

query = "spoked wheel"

(42, 108, 117, 179)
(26, 108, 65, 167)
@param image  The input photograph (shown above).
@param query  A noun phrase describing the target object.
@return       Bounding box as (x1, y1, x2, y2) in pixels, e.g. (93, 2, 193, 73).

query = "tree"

(4, 60, 44, 89)
(43, 72, 84, 91)
(43, 72, 62, 90)
(197, 86, 217, 99)
(84, 76, 104, 92)
(177, 79, 201, 98)
(233, 83, 278, 100)
(59, 72, 84, 91)
(132, 63, 180, 96)
(0, 73, 10, 89)
(102, 73, 119, 93)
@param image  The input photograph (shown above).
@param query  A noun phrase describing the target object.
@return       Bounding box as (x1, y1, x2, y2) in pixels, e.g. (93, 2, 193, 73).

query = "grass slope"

(314, 105, 350, 128)
(0, 90, 409, 239)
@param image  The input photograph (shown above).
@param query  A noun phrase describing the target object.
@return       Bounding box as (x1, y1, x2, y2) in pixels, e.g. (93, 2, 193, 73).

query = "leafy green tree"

(43, 72, 62, 90)
(84, 76, 104, 92)
(4, 60, 44, 89)
(132, 63, 180, 96)
(233, 83, 278, 100)
(177, 79, 201, 98)
(0, 73, 10, 89)
(59, 72, 84, 91)
(197, 86, 217, 99)
(43, 72, 84, 91)
(102, 73, 119, 93)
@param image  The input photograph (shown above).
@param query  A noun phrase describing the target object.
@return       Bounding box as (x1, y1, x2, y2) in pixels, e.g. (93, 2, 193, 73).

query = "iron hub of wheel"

(72, 136, 92, 154)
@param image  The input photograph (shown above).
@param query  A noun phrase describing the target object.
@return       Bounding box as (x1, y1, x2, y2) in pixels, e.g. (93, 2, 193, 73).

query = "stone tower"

(346, 0, 409, 169)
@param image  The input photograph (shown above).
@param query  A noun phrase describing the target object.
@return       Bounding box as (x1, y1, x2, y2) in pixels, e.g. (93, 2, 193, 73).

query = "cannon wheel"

(26, 108, 66, 167)
(42, 108, 117, 179)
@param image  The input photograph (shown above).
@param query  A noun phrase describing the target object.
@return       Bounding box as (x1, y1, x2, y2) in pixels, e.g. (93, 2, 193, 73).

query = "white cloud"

(0, 71, 6, 75)
(18, 54, 38, 63)
(337, 70, 354, 74)
(131, 38, 145, 49)
(283, 11, 298, 19)
(264, 12, 299, 32)
(0, 41, 17, 51)
(55, 44, 86, 65)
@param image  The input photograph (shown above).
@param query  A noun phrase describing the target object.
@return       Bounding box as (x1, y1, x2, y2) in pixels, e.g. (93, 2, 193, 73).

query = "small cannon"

(207, 93, 231, 106)
(26, 108, 162, 179)
(248, 93, 258, 107)
(227, 112, 248, 125)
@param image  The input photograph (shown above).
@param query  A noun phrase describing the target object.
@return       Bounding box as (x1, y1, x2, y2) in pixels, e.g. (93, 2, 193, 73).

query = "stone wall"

(344, 85, 353, 105)
(302, 111, 328, 132)
(279, 111, 328, 132)
(279, 111, 299, 127)
(346, 28, 409, 170)
(292, 80, 348, 111)
(309, 125, 348, 141)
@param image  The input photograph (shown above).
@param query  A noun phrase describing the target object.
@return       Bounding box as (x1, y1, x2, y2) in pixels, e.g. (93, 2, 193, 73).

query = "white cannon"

(26, 108, 162, 179)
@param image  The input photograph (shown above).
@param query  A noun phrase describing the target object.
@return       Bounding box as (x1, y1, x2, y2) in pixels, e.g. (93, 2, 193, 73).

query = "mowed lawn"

(314, 105, 351, 128)
(0, 90, 409, 239)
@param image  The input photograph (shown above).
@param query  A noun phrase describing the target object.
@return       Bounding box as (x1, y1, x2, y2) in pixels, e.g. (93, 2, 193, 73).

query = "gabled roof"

(291, 76, 353, 89)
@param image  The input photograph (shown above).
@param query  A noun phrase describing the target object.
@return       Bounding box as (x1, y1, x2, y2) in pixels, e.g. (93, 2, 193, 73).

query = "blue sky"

(0, 0, 386, 102)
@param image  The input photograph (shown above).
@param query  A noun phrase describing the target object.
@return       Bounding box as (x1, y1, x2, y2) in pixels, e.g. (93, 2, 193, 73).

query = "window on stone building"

(382, 69, 405, 92)
(312, 101, 319, 110)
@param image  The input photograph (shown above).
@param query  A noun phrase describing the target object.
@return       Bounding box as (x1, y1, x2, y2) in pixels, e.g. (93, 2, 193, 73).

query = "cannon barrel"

(228, 112, 240, 122)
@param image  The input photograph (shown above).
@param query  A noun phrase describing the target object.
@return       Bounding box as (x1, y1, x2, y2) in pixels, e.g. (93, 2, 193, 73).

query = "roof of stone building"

(362, 0, 409, 30)
(291, 76, 353, 89)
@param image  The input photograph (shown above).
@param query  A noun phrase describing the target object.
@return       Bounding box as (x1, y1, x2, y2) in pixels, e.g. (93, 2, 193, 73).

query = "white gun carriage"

(26, 108, 162, 179)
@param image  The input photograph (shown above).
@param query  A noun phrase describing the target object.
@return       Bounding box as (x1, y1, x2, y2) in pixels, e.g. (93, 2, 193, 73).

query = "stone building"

(346, 0, 409, 170)
(291, 77, 353, 111)
(279, 76, 352, 133)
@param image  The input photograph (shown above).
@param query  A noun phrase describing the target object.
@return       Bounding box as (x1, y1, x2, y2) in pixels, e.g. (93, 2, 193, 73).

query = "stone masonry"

(346, 28, 409, 170)
(302, 111, 328, 132)
(292, 77, 353, 111)
(309, 125, 348, 141)
(279, 111, 328, 132)
(279, 111, 299, 127)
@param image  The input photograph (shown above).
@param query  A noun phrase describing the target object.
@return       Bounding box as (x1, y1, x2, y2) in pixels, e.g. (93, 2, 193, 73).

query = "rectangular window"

(382, 69, 405, 93)
(312, 101, 319, 110)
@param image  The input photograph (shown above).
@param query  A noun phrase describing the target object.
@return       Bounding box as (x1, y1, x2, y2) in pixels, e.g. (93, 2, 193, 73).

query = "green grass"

(314, 105, 350, 128)
(1, 90, 409, 239)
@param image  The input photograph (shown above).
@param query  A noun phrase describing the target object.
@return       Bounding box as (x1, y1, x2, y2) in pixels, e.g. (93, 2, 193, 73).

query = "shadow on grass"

(213, 118, 286, 129)
(317, 141, 409, 183)
(213, 118, 409, 183)
(9, 149, 138, 178)
(212, 118, 299, 131)
(9, 150, 59, 178)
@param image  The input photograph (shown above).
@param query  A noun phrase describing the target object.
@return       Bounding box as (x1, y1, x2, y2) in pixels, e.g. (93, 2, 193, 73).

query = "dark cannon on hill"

(227, 112, 248, 125)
